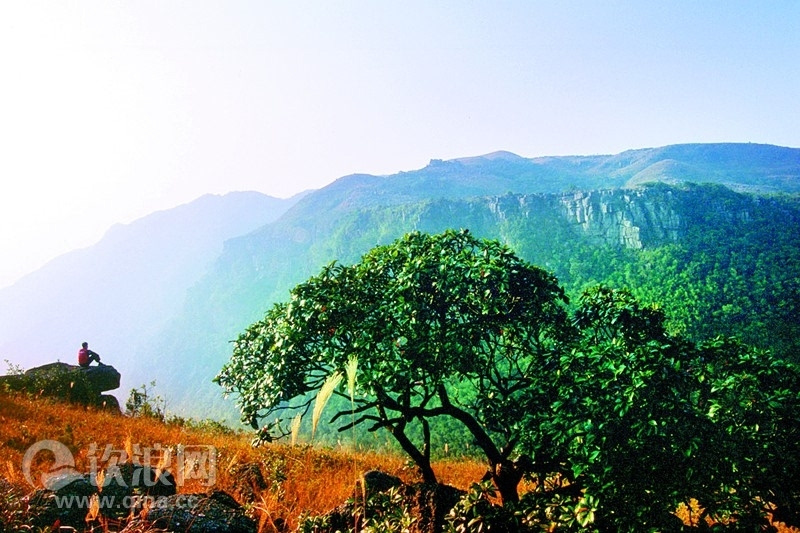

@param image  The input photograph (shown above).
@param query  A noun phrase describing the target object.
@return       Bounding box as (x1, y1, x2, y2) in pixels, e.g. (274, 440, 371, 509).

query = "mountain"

(142, 143, 800, 420)
(0, 191, 305, 400)
(2, 143, 799, 422)
(279, 143, 799, 219)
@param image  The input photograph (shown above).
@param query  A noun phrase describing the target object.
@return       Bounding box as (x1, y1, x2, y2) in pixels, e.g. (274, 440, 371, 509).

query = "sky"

(0, 1, 798, 289)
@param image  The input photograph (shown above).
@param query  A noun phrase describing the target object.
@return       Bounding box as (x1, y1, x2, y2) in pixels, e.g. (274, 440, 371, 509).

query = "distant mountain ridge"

(285, 142, 799, 219)
(2, 142, 799, 421)
(0, 191, 304, 398)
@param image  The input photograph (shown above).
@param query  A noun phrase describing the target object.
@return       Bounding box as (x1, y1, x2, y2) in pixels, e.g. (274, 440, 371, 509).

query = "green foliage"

(218, 230, 800, 528)
(358, 487, 417, 532)
(125, 381, 166, 419)
(217, 229, 570, 495)
(446, 481, 525, 533)
(165, 415, 239, 435)
(516, 287, 800, 531)
(297, 486, 415, 533)
(589, 187, 800, 361)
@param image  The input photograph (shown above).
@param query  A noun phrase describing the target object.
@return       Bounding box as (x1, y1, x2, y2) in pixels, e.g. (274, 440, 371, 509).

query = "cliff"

(484, 183, 783, 250)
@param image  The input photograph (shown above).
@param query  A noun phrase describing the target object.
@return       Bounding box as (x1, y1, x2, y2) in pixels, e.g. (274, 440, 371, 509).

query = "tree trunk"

(491, 460, 523, 504)
(392, 421, 437, 484)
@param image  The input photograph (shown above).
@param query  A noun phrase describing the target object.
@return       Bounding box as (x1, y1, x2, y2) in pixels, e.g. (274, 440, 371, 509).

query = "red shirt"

(78, 348, 89, 366)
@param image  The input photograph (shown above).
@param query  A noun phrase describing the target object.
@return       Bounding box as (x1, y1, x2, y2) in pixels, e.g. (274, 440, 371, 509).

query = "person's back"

(77, 342, 101, 367)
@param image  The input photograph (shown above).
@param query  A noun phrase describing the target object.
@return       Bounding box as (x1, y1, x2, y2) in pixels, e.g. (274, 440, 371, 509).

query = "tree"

(215, 229, 570, 502)
(518, 286, 800, 531)
(216, 231, 800, 527)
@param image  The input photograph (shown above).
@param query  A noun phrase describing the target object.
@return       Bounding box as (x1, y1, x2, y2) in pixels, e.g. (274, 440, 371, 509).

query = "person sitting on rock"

(77, 342, 102, 368)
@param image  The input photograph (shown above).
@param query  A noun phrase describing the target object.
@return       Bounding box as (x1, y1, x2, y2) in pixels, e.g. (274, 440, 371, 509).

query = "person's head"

(82, 342, 88, 349)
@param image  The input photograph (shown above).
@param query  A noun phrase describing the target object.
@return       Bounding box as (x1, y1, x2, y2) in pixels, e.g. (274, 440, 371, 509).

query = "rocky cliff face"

(556, 189, 683, 249)
(483, 184, 774, 250)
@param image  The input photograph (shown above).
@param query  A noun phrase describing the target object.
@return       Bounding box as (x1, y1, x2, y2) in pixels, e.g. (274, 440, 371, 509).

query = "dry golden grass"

(0, 392, 485, 531)
(3, 392, 797, 532)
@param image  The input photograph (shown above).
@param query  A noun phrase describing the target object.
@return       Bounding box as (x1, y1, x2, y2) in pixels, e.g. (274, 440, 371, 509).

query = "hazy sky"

(1, 1, 798, 288)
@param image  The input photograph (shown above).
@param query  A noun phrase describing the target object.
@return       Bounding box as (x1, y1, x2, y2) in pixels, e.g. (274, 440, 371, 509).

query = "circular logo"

(22, 440, 78, 490)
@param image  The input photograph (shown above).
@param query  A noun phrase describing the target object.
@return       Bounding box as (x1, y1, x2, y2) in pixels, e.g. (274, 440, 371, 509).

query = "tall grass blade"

(312, 372, 342, 440)
(290, 413, 302, 446)
(345, 355, 358, 402)
(345, 353, 359, 524)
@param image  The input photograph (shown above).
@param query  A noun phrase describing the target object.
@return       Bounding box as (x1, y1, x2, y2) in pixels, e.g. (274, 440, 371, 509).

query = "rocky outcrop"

(557, 189, 683, 249)
(482, 184, 774, 251)
(26, 362, 121, 392)
(27, 462, 178, 528)
(26, 460, 255, 533)
(124, 490, 257, 533)
(0, 362, 121, 411)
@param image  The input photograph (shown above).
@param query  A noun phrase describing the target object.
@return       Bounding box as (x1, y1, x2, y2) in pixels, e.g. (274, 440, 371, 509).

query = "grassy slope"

(0, 392, 487, 531)
(3, 394, 797, 532)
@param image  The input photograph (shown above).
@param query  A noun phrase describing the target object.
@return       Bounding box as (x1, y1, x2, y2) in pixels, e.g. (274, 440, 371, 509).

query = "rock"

(361, 469, 402, 498)
(125, 490, 257, 533)
(0, 361, 122, 410)
(98, 394, 121, 412)
(21, 362, 120, 393)
(43, 470, 86, 491)
(98, 462, 177, 519)
(25, 462, 178, 528)
(27, 474, 98, 529)
(80, 364, 121, 392)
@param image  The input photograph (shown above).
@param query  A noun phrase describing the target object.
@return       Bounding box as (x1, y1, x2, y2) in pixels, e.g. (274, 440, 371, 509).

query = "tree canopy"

(216, 229, 570, 500)
(216, 230, 800, 530)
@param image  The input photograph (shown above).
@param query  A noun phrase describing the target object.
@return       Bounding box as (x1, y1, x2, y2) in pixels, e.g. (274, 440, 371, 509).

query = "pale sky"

(1, 1, 798, 288)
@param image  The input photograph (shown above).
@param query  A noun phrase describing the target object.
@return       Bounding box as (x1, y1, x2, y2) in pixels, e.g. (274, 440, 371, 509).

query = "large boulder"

(0, 362, 121, 410)
(24, 362, 121, 393)
(123, 490, 257, 533)
(78, 364, 121, 392)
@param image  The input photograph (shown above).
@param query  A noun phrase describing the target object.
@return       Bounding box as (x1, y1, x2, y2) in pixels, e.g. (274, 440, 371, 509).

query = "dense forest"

(215, 182, 800, 451)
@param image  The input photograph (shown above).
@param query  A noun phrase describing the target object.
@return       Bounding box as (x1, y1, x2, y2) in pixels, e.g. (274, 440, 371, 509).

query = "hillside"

(2, 142, 799, 421)
(152, 182, 800, 419)
(0, 392, 487, 531)
(0, 191, 304, 400)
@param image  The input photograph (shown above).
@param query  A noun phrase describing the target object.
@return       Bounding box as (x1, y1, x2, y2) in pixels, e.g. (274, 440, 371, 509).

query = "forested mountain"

(144, 144, 800, 420)
(2, 143, 799, 421)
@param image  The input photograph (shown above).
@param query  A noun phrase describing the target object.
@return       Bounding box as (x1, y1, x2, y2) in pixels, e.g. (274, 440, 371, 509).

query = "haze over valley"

(2, 143, 799, 421)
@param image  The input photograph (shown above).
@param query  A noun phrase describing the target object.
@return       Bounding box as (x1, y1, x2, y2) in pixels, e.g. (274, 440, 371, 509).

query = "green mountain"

(146, 143, 800, 420)
(3, 143, 799, 422)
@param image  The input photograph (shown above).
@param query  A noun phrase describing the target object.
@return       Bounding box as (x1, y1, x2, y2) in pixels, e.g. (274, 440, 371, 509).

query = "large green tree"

(216, 229, 570, 502)
(217, 231, 800, 528)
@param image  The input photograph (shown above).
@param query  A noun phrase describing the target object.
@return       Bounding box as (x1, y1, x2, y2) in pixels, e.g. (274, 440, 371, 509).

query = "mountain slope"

(0, 191, 303, 399)
(154, 184, 800, 420)
(2, 143, 799, 421)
